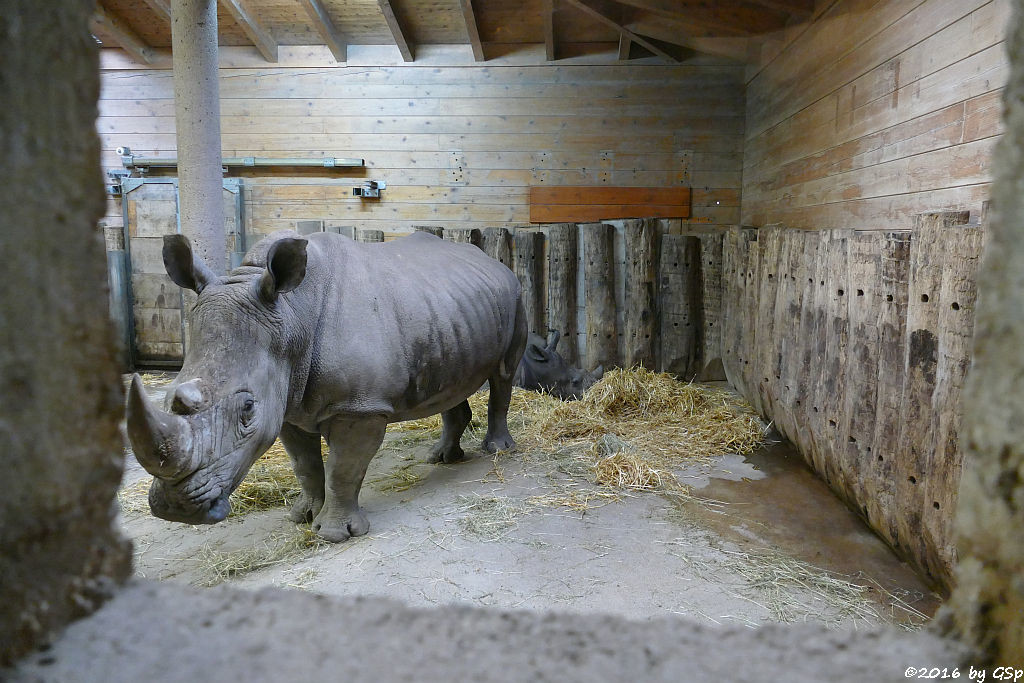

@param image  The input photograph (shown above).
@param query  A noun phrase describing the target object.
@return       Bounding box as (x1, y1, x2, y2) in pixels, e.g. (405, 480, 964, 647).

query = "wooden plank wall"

(742, 0, 1009, 230)
(97, 46, 744, 238)
(719, 215, 986, 591)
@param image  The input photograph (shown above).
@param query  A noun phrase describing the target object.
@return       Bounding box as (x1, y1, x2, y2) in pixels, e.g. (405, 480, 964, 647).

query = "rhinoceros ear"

(525, 340, 548, 363)
(163, 234, 218, 293)
(259, 237, 307, 301)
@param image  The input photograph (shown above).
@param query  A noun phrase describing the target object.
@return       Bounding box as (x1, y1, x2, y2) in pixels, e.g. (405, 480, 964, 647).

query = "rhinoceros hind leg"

(279, 423, 326, 524)
(428, 399, 471, 464)
(482, 372, 517, 453)
(313, 417, 386, 542)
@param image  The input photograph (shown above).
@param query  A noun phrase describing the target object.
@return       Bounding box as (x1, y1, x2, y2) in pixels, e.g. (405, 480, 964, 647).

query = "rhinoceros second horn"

(126, 373, 194, 479)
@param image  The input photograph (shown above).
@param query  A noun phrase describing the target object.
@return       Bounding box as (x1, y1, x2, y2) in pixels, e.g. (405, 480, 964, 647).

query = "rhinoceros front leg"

(313, 416, 386, 542)
(279, 423, 325, 524)
(428, 399, 471, 464)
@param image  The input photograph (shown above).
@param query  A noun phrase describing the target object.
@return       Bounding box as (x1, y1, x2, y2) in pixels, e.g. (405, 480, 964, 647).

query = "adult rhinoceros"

(126, 230, 526, 542)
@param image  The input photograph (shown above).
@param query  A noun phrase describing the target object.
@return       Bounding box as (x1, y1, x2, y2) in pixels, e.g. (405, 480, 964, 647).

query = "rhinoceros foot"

(288, 491, 324, 524)
(312, 506, 369, 542)
(428, 441, 466, 464)
(482, 431, 516, 454)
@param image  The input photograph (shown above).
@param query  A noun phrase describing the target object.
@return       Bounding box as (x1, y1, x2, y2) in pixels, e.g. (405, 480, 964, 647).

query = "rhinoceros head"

(523, 331, 604, 401)
(125, 233, 308, 524)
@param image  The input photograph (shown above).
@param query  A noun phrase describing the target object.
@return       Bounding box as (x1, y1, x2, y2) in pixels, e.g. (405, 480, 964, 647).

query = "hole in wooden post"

(908, 476, 917, 484)
(877, 455, 883, 462)
(828, 419, 836, 427)
(933, 501, 940, 510)
(837, 289, 844, 296)
(886, 294, 894, 302)
(952, 302, 960, 310)
(921, 294, 929, 303)
(857, 289, 864, 296)
(849, 436, 856, 443)
(812, 406, 819, 413)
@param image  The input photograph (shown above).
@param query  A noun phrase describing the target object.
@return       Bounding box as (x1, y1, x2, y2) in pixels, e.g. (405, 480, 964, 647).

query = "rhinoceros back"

(288, 231, 522, 423)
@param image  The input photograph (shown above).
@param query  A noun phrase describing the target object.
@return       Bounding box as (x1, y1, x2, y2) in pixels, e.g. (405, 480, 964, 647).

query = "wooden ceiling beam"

(744, 0, 815, 18)
(458, 0, 485, 62)
(377, 0, 414, 62)
(91, 3, 156, 64)
(296, 0, 347, 62)
(626, 17, 750, 61)
(543, 0, 556, 61)
(616, 33, 630, 60)
(562, 0, 682, 62)
(611, 0, 789, 36)
(218, 0, 278, 62)
(140, 0, 171, 21)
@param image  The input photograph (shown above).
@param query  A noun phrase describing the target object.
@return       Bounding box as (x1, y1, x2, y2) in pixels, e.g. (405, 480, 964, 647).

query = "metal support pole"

(171, 0, 226, 275)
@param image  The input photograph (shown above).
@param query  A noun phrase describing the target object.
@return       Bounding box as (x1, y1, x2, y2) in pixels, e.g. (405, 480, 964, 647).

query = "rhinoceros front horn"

(126, 374, 195, 480)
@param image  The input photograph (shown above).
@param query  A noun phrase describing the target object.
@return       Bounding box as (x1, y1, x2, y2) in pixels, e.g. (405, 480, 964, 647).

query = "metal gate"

(110, 177, 244, 368)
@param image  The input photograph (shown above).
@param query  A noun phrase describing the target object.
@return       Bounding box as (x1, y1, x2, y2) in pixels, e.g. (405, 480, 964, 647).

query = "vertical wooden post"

(413, 225, 444, 238)
(514, 229, 545, 336)
(622, 218, 657, 369)
(871, 230, 911, 548)
(658, 234, 701, 378)
(697, 233, 724, 377)
(444, 227, 482, 247)
(481, 227, 513, 269)
(356, 229, 384, 243)
(546, 223, 578, 365)
(581, 222, 617, 372)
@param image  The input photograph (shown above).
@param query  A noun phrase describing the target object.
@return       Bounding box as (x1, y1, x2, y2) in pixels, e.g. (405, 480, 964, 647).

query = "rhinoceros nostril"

(171, 381, 204, 414)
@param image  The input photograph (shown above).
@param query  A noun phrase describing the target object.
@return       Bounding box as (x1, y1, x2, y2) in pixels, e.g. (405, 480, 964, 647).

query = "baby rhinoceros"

(514, 331, 604, 401)
(126, 230, 527, 542)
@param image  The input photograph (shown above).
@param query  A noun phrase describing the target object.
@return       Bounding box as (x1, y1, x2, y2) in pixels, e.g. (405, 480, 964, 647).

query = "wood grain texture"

(719, 218, 981, 591)
(581, 222, 617, 373)
(742, 0, 1007, 230)
(658, 234, 701, 378)
(99, 58, 741, 236)
(513, 229, 546, 337)
(622, 218, 658, 369)
(545, 223, 579, 365)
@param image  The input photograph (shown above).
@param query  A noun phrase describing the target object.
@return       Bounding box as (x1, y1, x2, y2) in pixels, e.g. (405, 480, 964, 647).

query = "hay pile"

(194, 528, 328, 587)
(394, 367, 765, 494)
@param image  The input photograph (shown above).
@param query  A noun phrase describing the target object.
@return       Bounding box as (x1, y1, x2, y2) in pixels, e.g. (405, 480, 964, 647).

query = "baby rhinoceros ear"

(259, 237, 308, 302)
(163, 234, 219, 294)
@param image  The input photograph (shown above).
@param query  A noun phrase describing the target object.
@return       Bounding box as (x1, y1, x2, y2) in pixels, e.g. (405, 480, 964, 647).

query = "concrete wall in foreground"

(0, 0, 132, 666)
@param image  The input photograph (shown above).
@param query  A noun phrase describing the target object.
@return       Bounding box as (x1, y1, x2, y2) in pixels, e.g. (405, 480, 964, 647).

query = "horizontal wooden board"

(529, 186, 691, 223)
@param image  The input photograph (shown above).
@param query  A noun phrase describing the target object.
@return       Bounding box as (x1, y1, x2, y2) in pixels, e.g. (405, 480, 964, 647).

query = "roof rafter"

(611, 0, 788, 36)
(296, 0, 347, 62)
(458, 0, 485, 62)
(140, 0, 171, 21)
(91, 3, 156, 64)
(543, 0, 556, 61)
(377, 0, 414, 62)
(561, 0, 683, 62)
(218, 0, 278, 62)
(625, 17, 749, 61)
(745, 0, 814, 18)
(616, 33, 630, 60)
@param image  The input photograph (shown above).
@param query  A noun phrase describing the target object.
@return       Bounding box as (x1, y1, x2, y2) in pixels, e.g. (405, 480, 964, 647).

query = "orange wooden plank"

(530, 203, 691, 223)
(530, 185, 691, 206)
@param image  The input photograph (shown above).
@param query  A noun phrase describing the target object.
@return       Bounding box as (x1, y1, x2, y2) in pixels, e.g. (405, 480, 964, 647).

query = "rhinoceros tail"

(498, 297, 528, 381)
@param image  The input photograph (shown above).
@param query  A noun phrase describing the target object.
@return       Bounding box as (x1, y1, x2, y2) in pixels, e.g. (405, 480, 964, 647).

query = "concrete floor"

(117, 375, 938, 629)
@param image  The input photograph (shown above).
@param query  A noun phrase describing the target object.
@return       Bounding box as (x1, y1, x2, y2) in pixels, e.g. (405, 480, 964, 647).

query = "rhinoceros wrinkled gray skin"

(126, 230, 526, 542)
(513, 330, 603, 401)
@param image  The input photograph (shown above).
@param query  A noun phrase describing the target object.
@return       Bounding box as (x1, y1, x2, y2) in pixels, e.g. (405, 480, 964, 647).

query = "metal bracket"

(352, 180, 386, 198)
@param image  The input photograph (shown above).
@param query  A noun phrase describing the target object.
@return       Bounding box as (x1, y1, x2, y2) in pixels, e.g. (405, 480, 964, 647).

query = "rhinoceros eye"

(240, 397, 256, 425)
